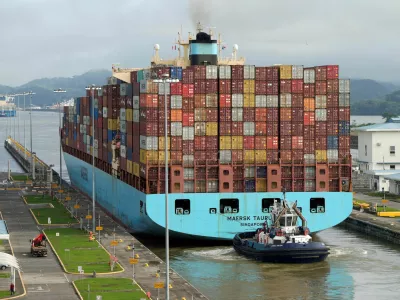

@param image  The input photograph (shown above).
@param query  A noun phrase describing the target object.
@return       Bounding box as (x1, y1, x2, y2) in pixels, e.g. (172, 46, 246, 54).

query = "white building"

(383, 173, 400, 195)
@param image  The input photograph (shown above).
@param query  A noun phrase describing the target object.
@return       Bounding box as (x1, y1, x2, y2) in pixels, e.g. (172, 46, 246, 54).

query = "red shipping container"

(159, 109, 171, 121)
(339, 136, 350, 149)
(267, 136, 278, 149)
(171, 151, 183, 163)
(194, 80, 207, 94)
(232, 122, 243, 135)
(327, 79, 339, 93)
(126, 121, 132, 135)
(183, 140, 194, 155)
(316, 136, 327, 149)
(126, 96, 132, 109)
(316, 81, 327, 95)
(327, 122, 338, 135)
(292, 136, 304, 149)
(206, 79, 218, 94)
(280, 136, 292, 150)
(182, 68, 194, 84)
(206, 136, 218, 149)
(327, 65, 339, 79)
(303, 84, 315, 98)
(130, 71, 138, 83)
(266, 67, 279, 81)
(206, 151, 218, 162)
(255, 67, 267, 81)
(206, 108, 218, 122)
(316, 121, 327, 136)
(119, 97, 126, 108)
(183, 112, 194, 126)
(280, 80, 292, 93)
(171, 137, 183, 150)
(292, 79, 304, 94)
(292, 94, 304, 108)
(232, 150, 244, 163)
(194, 66, 206, 80)
(140, 122, 158, 136)
(182, 97, 194, 110)
(267, 122, 278, 136)
(280, 122, 292, 136)
(281, 150, 292, 163)
(303, 125, 314, 138)
(339, 148, 350, 159)
(291, 109, 304, 122)
(127, 134, 133, 148)
(219, 121, 231, 135)
(304, 112, 315, 125)
(292, 122, 304, 136)
(158, 122, 171, 136)
(97, 118, 103, 129)
(194, 136, 207, 150)
(304, 139, 315, 153)
(232, 80, 244, 94)
(158, 95, 171, 109)
(219, 80, 232, 94)
(133, 123, 140, 136)
(170, 82, 182, 95)
(280, 108, 291, 121)
(292, 150, 304, 163)
(219, 94, 231, 107)
(339, 108, 350, 121)
(255, 122, 267, 135)
(327, 108, 339, 122)
(244, 136, 255, 149)
(182, 84, 194, 97)
(102, 129, 108, 140)
(266, 81, 279, 95)
(255, 136, 267, 149)
(195, 151, 207, 162)
(327, 94, 339, 108)
(132, 82, 140, 96)
(194, 94, 206, 108)
(315, 66, 327, 81)
(255, 108, 267, 121)
(267, 150, 279, 162)
(267, 108, 279, 120)
(140, 108, 158, 122)
(220, 108, 232, 122)
(255, 81, 267, 95)
(243, 108, 255, 122)
(231, 65, 244, 80)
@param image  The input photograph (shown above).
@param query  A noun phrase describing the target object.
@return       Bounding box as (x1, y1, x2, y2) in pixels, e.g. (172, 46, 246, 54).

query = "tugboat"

(233, 194, 330, 263)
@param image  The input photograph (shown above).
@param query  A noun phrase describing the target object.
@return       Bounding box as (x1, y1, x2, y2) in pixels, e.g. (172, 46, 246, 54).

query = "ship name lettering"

(227, 216, 251, 221)
(253, 216, 269, 221)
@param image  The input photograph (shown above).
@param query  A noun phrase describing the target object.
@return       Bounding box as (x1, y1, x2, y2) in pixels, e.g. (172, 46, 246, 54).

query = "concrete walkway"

(353, 192, 400, 210)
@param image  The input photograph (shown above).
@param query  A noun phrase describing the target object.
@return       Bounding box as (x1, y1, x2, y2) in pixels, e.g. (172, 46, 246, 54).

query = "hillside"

(0, 70, 112, 106)
(349, 79, 399, 102)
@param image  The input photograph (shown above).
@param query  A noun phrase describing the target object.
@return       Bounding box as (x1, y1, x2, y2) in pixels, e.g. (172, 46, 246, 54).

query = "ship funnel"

(189, 24, 217, 66)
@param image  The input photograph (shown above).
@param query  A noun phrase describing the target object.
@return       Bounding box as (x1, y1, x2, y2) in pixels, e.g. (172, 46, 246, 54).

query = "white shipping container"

(184, 168, 195, 179)
(232, 108, 243, 122)
(220, 150, 232, 164)
(206, 65, 218, 79)
(133, 96, 140, 109)
(86, 144, 91, 154)
(207, 180, 219, 192)
(139, 80, 148, 93)
(103, 107, 108, 118)
(304, 154, 315, 163)
(76, 114, 80, 124)
(194, 122, 206, 136)
(339, 79, 350, 93)
(244, 122, 255, 136)
(120, 145, 126, 158)
(83, 125, 87, 135)
(120, 83, 128, 96)
(327, 149, 338, 162)
(292, 65, 304, 79)
(120, 120, 127, 133)
(232, 94, 244, 107)
(133, 109, 139, 123)
(183, 126, 195, 140)
(108, 77, 118, 85)
(94, 139, 99, 149)
(184, 181, 195, 193)
(158, 82, 171, 95)
(255, 95, 267, 107)
(183, 154, 194, 165)
(339, 93, 350, 107)
(244, 65, 255, 79)
(304, 69, 315, 83)
(94, 98, 98, 108)
(140, 136, 158, 150)
(315, 95, 327, 108)
(280, 94, 292, 107)
(98, 89, 103, 97)
(120, 108, 126, 121)
(219, 65, 231, 79)
(171, 122, 183, 136)
(93, 148, 98, 158)
(171, 95, 182, 109)
(315, 109, 327, 121)
(266, 95, 279, 108)
(143, 69, 151, 80)
(206, 94, 218, 107)
(244, 166, 255, 178)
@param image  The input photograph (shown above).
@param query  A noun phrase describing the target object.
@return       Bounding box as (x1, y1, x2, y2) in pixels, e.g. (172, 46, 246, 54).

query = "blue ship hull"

(63, 152, 353, 240)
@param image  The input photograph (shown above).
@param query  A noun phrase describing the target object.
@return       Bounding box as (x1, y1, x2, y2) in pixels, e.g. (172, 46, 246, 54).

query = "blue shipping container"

(94, 110, 99, 120)
(108, 152, 112, 164)
(73, 132, 77, 141)
(170, 67, 183, 80)
(121, 133, 127, 146)
(127, 147, 133, 160)
(76, 99, 81, 115)
(256, 167, 267, 178)
(327, 136, 339, 149)
(338, 121, 350, 135)
(107, 130, 117, 141)
(245, 179, 256, 192)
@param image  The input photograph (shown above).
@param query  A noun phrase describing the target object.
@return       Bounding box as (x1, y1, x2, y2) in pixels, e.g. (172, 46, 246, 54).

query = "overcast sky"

(1, 0, 399, 86)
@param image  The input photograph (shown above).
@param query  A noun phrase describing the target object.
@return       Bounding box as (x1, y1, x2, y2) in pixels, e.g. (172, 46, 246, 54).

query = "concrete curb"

(42, 229, 125, 275)
(71, 281, 83, 300)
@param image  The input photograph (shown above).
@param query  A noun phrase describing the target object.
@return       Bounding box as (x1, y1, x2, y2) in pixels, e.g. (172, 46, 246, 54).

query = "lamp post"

(23, 92, 27, 159)
(85, 85, 101, 231)
(153, 74, 178, 300)
(54, 89, 67, 188)
(27, 91, 36, 179)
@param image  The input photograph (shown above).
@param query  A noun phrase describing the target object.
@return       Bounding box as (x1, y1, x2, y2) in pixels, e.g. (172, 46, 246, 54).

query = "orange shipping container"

(292, 136, 304, 149)
(304, 98, 315, 111)
(171, 109, 182, 121)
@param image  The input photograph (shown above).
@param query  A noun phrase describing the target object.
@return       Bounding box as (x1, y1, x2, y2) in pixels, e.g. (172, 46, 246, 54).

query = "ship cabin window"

(261, 198, 281, 213)
(209, 208, 217, 214)
(319, 169, 326, 175)
(223, 170, 229, 176)
(320, 181, 326, 188)
(175, 199, 190, 215)
(223, 182, 230, 189)
(174, 170, 181, 176)
(220, 199, 239, 214)
(271, 169, 278, 175)
(271, 182, 278, 189)
(310, 198, 325, 213)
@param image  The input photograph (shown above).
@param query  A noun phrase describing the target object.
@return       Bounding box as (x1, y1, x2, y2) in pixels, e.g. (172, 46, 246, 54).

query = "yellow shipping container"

(140, 149, 158, 164)
(255, 150, 267, 163)
(244, 80, 255, 94)
(108, 119, 117, 130)
(158, 137, 170, 150)
(158, 151, 171, 163)
(126, 108, 133, 122)
(243, 94, 255, 107)
(127, 160, 133, 174)
(231, 136, 243, 150)
(280, 65, 292, 79)
(65, 138, 69, 146)
(244, 150, 255, 164)
(219, 136, 232, 150)
(256, 179, 267, 192)
(133, 162, 140, 177)
(316, 150, 327, 162)
(206, 122, 218, 136)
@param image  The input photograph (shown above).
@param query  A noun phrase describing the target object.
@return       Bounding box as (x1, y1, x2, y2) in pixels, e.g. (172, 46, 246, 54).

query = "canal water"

(1, 112, 399, 300)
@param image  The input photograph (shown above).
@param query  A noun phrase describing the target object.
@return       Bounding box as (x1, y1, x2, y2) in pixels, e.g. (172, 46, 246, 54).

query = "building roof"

(356, 122, 400, 132)
(365, 170, 400, 176)
(383, 173, 400, 181)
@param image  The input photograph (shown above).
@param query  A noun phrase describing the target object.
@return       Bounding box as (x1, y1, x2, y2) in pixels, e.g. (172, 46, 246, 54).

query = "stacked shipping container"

(61, 64, 351, 195)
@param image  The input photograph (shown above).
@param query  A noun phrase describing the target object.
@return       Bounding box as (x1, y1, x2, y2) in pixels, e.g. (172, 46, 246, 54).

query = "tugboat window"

(310, 198, 325, 213)
(175, 199, 190, 215)
(261, 198, 281, 213)
(220, 199, 239, 214)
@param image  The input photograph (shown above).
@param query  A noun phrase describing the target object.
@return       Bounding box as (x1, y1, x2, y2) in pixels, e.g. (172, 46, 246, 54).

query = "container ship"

(0, 96, 16, 117)
(61, 23, 353, 240)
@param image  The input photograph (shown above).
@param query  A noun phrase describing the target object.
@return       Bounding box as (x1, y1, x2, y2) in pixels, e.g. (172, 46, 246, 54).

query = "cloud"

(1, 0, 400, 85)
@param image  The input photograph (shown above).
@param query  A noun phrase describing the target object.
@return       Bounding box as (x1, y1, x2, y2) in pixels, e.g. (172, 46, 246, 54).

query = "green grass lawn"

(25, 194, 54, 204)
(45, 228, 122, 274)
(366, 192, 400, 200)
(11, 174, 31, 181)
(74, 278, 146, 300)
(0, 273, 10, 278)
(31, 200, 77, 225)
